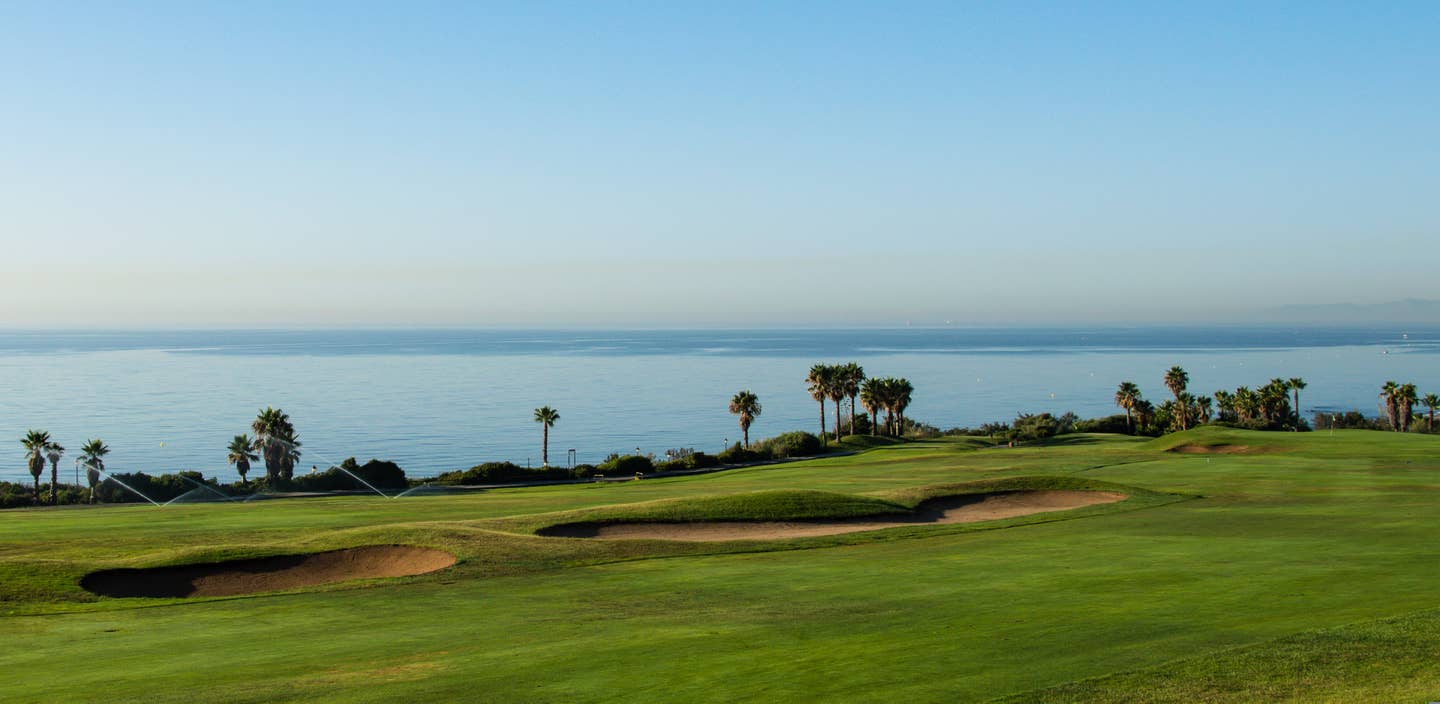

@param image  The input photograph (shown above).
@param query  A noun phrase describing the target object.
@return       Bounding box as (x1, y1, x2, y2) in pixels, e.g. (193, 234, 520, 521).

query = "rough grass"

(993, 607, 1440, 703)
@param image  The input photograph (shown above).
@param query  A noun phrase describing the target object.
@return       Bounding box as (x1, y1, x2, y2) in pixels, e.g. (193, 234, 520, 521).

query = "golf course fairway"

(2, 427, 1438, 702)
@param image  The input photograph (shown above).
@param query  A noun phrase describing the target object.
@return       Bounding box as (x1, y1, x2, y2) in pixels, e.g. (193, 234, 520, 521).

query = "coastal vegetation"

(10, 364, 1437, 509)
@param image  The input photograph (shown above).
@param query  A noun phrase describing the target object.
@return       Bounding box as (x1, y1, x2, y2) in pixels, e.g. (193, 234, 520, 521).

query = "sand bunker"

(541, 490, 1126, 542)
(81, 545, 456, 598)
(1170, 444, 1256, 454)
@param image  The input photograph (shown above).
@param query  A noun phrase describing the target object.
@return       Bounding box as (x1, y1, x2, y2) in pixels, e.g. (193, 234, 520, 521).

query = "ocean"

(1, 326, 1436, 483)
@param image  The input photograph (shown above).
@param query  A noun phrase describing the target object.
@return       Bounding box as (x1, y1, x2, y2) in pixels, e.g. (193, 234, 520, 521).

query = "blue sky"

(2, 1, 1436, 326)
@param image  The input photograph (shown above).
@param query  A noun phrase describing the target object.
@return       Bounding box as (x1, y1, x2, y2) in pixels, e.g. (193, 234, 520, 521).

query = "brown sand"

(1169, 443, 1256, 454)
(81, 545, 456, 598)
(541, 490, 1127, 542)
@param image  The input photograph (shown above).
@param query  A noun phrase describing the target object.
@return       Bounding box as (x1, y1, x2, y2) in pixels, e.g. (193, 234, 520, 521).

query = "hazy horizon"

(4, 3, 1437, 327)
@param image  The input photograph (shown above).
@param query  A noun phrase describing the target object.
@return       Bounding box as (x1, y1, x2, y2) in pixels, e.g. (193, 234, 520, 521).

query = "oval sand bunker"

(543, 490, 1127, 542)
(81, 545, 456, 598)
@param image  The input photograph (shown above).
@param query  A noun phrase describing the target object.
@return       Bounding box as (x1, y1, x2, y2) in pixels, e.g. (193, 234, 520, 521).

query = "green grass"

(2, 427, 1439, 702)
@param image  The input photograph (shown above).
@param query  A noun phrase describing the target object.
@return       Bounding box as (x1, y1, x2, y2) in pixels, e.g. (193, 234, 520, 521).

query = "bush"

(655, 452, 720, 472)
(1009, 413, 1060, 443)
(753, 431, 823, 458)
(718, 443, 770, 464)
(598, 454, 654, 474)
(287, 459, 408, 492)
(571, 463, 599, 478)
(1313, 411, 1384, 430)
(1074, 414, 1134, 434)
(434, 461, 571, 485)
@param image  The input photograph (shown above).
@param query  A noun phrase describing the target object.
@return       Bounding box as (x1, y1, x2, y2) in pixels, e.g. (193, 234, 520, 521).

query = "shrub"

(718, 443, 769, 464)
(434, 461, 570, 485)
(753, 431, 823, 458)
(598, 454, 654, 474)
(1074, 414, 1133, 434)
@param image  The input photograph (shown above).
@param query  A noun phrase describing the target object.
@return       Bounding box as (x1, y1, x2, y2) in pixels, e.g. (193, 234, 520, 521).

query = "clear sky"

(2, 1, 1436, 327)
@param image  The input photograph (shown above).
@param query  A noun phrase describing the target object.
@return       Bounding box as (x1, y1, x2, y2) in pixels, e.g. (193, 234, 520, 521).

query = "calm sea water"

(2, 327, 1437, 484)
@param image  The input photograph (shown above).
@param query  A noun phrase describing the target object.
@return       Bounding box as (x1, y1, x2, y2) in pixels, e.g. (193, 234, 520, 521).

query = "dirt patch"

(540, 490, 1127, 542)
(81, 545, 456, 598)
(1169, 444, 1258, 455)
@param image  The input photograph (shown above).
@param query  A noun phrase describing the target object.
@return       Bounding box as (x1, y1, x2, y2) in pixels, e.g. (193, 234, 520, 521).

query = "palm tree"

(1287, 378, 1307, 429)
(1193, 396, 1213, 425)
(251, 407, 294, 484)
(1261, 379, 1291, 425)
(1213, 389, 1234, 423)
(826, 368, 847, 441)
(1164, 366, 1189, 430)
(21, 430, 51, 504)
(842, 363, 865, 436)
(1235, 387, 1259, 423)
(1114, 382, 1141, 431)
(276, 428, 302, 480)
(806, 364, 832, 444)
(79, 438, 109, 504)
(1380, 381, 1400, 430)
(1396, 383, 1419, 433)
(860, 378, 883, 435)
(45, 442, 65, 505)
(891, 378, 914, 437)
(227, 434, 259, 483)
(728, 391, 761, 448)
(533, 406, 560, 465)
(1422, 393, 1440, 432)
(1133, 399, 1156, 431)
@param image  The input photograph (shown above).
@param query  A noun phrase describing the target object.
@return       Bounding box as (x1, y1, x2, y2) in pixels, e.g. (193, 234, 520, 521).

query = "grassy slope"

(1, 428, 1438, 702)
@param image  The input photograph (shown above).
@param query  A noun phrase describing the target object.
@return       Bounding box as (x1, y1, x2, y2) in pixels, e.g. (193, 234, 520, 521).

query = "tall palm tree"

(1164, 366, 1189, 430)
(251, 407, 294, 484)
(842, 363, 865, 436)
(79, 438, 109, 504)
(1396, 383, 1419, 433)
(276, 428, 302, 480)
(891, 378, 914, 437)
(826, 367, 847, 441)
(227, 434, 259, 483)
(1422, 393, 1440, 433)
(806, 364, 832, 444)
(1287, 378, 1307, 429)
(1380, 381, 1400, 430)
(533, 406, 560, 465)
(860, 378, 883, 435)
(21, 430, 51, 504)
(728, 391, 761, 448)
(45, 442, 65, 505)
(1114, 382, 1141, 431)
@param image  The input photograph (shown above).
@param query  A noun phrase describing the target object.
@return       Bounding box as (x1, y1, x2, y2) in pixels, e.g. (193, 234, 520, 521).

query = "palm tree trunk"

(1293, 390, 1301, 429)
(542, 425, 549, 466)
(833, 400, 842, 442)
(49, 463, 57, 505)
(848, 396, 856, 436)
(818, 401, 827, 444)
(870, 410, 878, 435)
(743, 426, 749, 448)
(1124, 407, 1132, 432)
